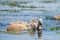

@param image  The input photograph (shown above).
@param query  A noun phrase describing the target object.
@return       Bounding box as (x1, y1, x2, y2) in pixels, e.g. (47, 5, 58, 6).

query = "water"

(0, 0, 60, 40)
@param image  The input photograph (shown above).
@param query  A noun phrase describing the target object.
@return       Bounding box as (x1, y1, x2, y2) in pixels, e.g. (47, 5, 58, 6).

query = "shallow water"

(0, 0, 60, 40)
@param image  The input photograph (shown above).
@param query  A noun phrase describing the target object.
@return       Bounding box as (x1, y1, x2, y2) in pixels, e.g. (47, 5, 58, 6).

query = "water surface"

(0, 0, 60, 40)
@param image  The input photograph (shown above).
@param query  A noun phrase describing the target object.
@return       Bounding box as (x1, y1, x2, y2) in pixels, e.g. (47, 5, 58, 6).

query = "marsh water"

(0, 0, 60, 40)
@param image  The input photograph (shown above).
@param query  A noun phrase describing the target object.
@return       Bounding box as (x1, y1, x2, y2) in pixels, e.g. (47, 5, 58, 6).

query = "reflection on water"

(37, 30, 42, 39)
(28, 29, 42, 39)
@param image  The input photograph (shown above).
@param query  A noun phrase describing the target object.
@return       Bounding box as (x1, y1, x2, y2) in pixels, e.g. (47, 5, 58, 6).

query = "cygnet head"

(39, 18, 43, 23)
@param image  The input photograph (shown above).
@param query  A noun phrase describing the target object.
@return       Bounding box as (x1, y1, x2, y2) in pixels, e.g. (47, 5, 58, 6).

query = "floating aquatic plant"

(56, 32, 60, 34)
(46, 16, 50, 19)
(9, 3, 17, 6)
(0, 30, 6, 34)
(21, 6, 28, 8)
(40, 10, 47, 12)
(30, 6, 37, 8)
(20, 2, 27, 4)
(45, 16, 55, 20)
(50, 26, 60, 31)
(0, 10, 20, 13)
(0, 30, 3, 32)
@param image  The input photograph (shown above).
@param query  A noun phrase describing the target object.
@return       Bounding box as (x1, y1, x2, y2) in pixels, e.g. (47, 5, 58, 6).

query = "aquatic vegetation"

(46, 16, 50, 19)
(9, 3, 17, 6)
(20, 6, 28, 8)
(56, 32, 60, 34)
(50, 26, 60, 30)
(46, 15, 60, 20)
(0, 30, 6, 34)
(20, 2, 27, 4)
(0, 30, 2, 32)
(20, 5, 38, 8)
(40, 10, 47, 12)
(30, 6, 37, 8)
(0, 10, 20, 12)
(0, 10, 9, 11)
(45, 16, 55, 20)
(0, 1, 38, 8)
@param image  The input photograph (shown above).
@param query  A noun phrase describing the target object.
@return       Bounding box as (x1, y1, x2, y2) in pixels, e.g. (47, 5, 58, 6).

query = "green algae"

(50, 26, 60, 31)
